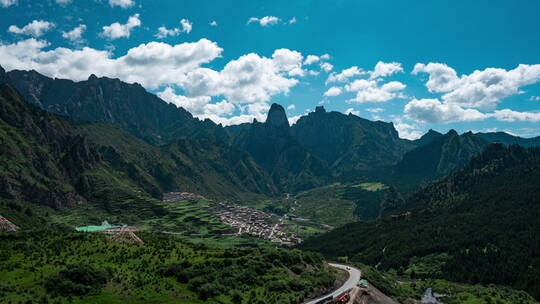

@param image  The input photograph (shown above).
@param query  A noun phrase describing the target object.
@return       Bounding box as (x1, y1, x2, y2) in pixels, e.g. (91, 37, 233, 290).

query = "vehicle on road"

(358, 279, 369, 288)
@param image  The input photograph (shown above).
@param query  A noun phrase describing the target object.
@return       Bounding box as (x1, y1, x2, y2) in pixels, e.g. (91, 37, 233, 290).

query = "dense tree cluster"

(300, 144, 540, 300)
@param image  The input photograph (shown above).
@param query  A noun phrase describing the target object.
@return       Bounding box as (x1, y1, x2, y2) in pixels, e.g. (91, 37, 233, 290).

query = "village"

(205, 202, 303, 245)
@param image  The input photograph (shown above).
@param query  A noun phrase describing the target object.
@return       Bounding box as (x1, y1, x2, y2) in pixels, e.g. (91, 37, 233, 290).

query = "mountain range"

(4, 65, 540, 202)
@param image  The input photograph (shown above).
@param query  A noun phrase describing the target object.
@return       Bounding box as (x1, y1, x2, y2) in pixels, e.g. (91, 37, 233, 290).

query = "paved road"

(304, 263, 361, 304)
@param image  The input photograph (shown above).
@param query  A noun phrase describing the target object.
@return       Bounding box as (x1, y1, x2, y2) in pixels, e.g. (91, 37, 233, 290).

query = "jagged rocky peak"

(446, 129, 459, 137)
(426, 129, 442, 136)
(265, 103, 289, 128)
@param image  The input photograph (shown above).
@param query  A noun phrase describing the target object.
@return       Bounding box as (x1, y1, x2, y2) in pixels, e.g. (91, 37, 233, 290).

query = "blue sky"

(1, 0, 539, 139)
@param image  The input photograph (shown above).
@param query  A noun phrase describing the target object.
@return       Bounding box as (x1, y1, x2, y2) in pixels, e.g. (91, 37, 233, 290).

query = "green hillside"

(300, 144, 540, 299)
(0, 230, 337, 304)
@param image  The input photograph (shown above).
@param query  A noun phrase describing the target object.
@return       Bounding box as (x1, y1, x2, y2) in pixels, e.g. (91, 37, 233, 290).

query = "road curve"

(304, 263, 361, 304)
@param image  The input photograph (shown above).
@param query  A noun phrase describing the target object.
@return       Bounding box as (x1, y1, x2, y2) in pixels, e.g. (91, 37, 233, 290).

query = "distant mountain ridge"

(395, 129, 489, 179)
(6, 69, 225, 144)
(4, 65, 540, 195)
(291, 106, 414, 178)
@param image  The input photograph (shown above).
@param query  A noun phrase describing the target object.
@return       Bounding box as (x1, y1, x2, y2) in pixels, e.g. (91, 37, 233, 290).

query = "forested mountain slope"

(291, 106, 414, 177)
(394, 129, 488, 179)
(300, 144, 540, 299)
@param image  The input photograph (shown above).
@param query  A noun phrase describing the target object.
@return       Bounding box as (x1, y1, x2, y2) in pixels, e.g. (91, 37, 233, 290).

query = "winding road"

(304, 263, 361, 304)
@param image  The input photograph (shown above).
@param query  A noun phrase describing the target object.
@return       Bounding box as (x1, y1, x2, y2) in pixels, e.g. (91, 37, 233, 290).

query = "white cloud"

(320, 62, 333, 72)
(414, 62, 540, 110)
(179, 49, 302, 104)
(209, 20, 218, 27)
(101, 14, 141, 39)
(392, 117, 422, 140)
(346, 80, 406, 103)
(326, 66, 364, 83)
(0, 0, 16, 7)
(0, 38, 222, 90)
(158, 87, 212, 114)
(62, 24, 86, 42)
(154, 19, 192, 39)
(180, 19, 192, 34)
(8, 20, 54, 37)
(366, 107, 384, 113)
(155, 26, 180, 39)
(324, 86, 342, 97)
(247, 16, 281, 27)
(344, 108, 359, 116)
(530, 96, 540, 101)
(287, 104, 296, 110)
(412, 62, 460, 93)
(490, 109, 540, 122)
(304, 55, 320, 65)
(109, 0, 134, 8)
(404, 98, 487, 123)
(370, 61, 403, 79)
(288, 17, 297, 24)
(55, 0, 71, 4)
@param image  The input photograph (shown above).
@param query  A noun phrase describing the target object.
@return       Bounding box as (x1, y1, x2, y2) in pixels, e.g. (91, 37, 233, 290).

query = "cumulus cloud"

(8, 20, 54, 37)
(0, 38, 223, 90)
(288, 17, 297, 24)
(209, 20, 218, 27)
(326, 66, 364, 83)
(346, 80, 406, 103)
(179, 49, 302, 104)
(155, 19, 193, 39)
(247, 16, 281, 27)
(62, 24, 86, 42)
(324, 86, 342, 97)
(304, 55, 320, 65)
(101, 14, 141, 39)
(490, 109, 540, 122)
(155, 26, 180, 39)
(370, 61, 403, 79)
(109, 0, 134, 8)
(530, 96, 540, 101)
(320, 62, 333, 72)
(414, 62, 540, 110)
(0, 0, 16, 7)
(404, 98, 487, 123)
(180, 19, 192, 33)
(287, 104, 296, 110)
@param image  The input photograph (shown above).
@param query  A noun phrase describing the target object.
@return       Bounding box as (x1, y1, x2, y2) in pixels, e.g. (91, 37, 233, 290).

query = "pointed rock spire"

(265, 103, 289, 128)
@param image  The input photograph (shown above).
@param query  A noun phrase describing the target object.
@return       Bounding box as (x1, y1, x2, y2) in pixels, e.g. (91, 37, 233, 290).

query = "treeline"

(300, 144, 540, 299)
